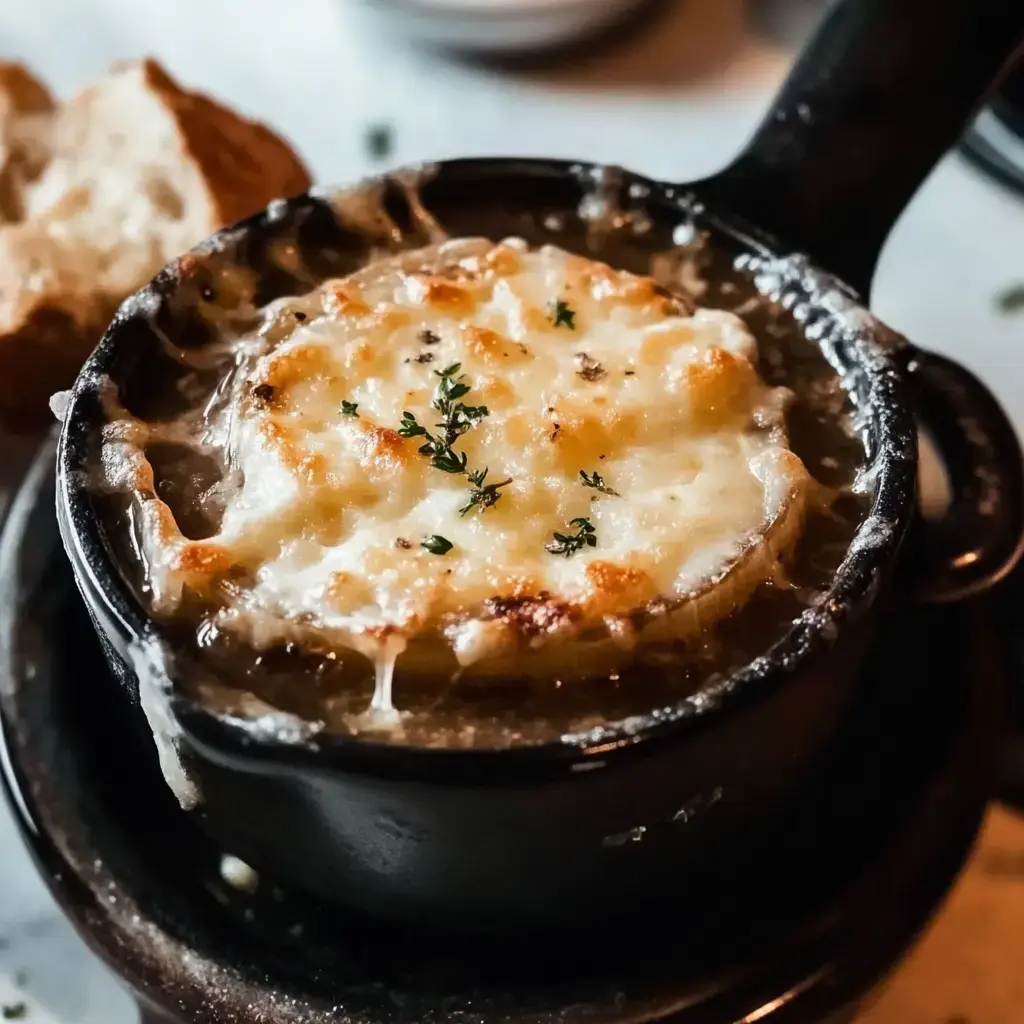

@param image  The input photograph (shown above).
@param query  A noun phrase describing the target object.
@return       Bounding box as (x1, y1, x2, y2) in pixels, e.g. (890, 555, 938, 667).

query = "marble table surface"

(2, 0, 1024, 1020)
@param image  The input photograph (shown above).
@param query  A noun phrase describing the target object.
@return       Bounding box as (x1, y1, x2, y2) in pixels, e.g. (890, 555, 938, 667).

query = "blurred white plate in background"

(356, 0, 653, 54)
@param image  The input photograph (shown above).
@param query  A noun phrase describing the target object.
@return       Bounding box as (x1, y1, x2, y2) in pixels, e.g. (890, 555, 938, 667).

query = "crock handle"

(702, 0, 1024, 299)
(900, 349, 1024, 603)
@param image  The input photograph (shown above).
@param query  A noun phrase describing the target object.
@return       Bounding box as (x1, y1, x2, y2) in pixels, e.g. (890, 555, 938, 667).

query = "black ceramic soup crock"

(56, 0, 1024, 933)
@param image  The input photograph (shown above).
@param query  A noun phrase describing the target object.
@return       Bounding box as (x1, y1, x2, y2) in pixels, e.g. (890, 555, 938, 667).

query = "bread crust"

(0, 62, 55, 221)
(0, 58, 311, 432)
(0, 63, 53, 111)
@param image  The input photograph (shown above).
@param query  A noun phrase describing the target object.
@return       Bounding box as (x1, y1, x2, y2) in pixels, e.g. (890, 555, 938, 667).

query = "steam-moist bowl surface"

(57, 160, 916, 765)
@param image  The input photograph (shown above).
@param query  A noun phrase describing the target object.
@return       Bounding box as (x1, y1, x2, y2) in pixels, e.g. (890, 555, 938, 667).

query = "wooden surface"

(863, 803, 1024, 1023)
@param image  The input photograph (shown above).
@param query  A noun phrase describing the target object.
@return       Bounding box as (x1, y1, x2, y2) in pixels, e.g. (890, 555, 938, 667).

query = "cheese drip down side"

(348, 633, 407, 730)
(101, 236, 819, 720)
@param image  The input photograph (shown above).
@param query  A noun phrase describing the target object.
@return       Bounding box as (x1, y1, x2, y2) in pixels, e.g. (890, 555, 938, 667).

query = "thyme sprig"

(432, 363, 489, 444)
(399, 363, 511, 513)
(546, 517, 597, 558)
(399, 407, 468, 475)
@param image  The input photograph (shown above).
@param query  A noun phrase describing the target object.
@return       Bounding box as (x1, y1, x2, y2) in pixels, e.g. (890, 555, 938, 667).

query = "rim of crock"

(55, 158, 918, 775)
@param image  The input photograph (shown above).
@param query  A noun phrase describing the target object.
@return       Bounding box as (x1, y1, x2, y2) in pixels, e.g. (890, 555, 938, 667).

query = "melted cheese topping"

(106, 238, 813, 689)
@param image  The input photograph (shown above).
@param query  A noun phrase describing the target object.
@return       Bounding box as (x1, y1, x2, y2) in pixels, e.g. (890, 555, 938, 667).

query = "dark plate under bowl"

(0, 444, 1006, 1023)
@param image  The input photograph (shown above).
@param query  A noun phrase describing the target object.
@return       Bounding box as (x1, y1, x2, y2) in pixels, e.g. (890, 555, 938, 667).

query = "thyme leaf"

(549, 299, 576, 329)
(545, 516, 597, 557)
(420, 439, 468, 475)
(579, 469, 619, 496)
(422, 535, 454, 556)
(460, 469, 512, 516)
(399, 411, 427, 438)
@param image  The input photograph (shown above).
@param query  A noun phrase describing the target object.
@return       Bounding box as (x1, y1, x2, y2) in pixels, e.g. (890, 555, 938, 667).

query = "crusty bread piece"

(0, 58, 311, 431)
(0, 63, 55, 222)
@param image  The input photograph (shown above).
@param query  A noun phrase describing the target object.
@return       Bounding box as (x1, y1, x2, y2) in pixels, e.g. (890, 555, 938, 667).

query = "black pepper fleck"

(414, 352, 435, 364)
(251, 384, 276, 405)
(294, 311, 307, 321)
(624, 370, 636, 376)
(419, 329, 441, 345)
(575, 352, 606, 382)
(395, 538, 413, 550)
